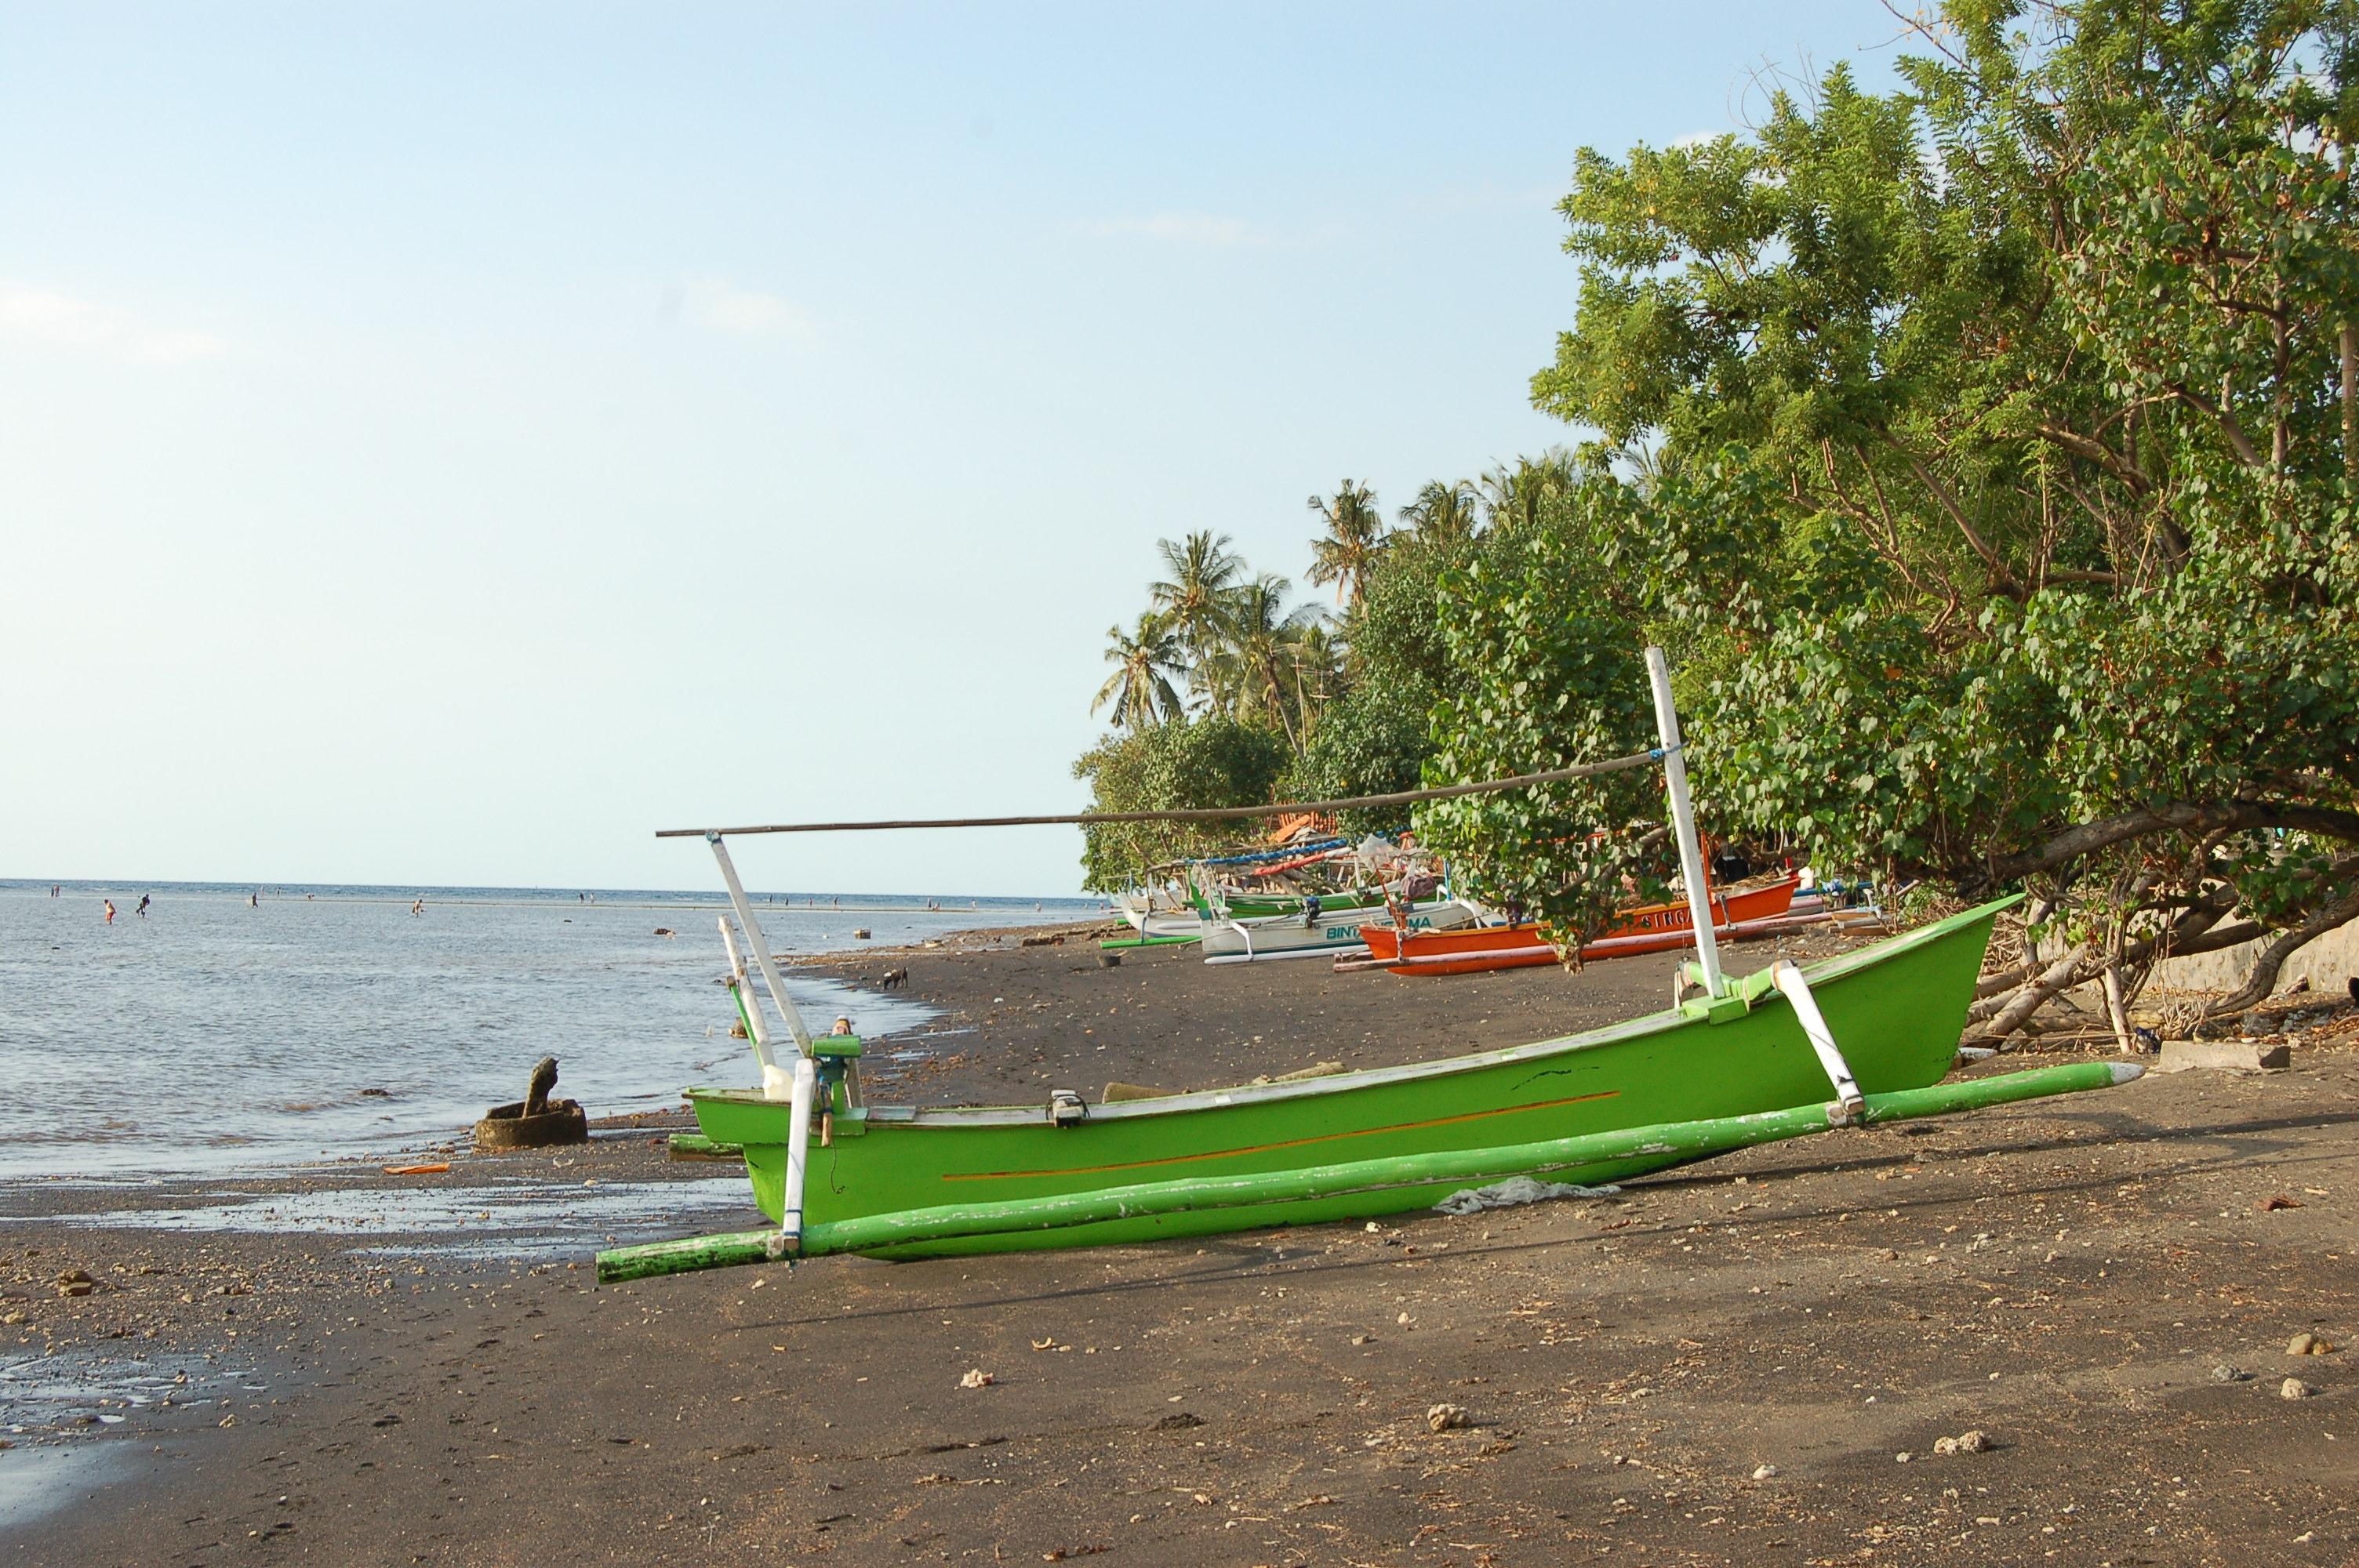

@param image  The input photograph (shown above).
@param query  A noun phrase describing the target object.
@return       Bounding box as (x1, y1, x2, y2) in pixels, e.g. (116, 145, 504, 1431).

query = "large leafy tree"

(1439, 0, 2359, 1030)
(1071, 715, 1293, 891)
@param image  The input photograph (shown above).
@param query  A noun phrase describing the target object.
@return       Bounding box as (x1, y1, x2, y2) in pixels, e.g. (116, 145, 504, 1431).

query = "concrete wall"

(2146, 913, 2359, 996)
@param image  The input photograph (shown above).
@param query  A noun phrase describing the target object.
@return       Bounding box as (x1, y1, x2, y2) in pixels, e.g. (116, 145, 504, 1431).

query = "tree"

(1200, 574, 1325, 753)
(1413, 472, 1678, 946)
(1306, 481, 1391, 608)
(1477, 451, 1580, 534)
(1399, 479, 1482, 544)
(1092, 612, 1186, 731)
(1451, 0, 2359, 1031)
(1149, 530, 1246, 673)
(1071, 715, 1293, 891)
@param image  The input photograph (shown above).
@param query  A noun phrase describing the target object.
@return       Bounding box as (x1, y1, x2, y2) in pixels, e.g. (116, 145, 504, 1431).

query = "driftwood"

(1967, 868, 2359, 1047)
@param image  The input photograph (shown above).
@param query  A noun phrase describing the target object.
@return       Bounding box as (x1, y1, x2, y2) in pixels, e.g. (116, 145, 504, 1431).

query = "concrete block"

(2154, 1038, 2292, 1073)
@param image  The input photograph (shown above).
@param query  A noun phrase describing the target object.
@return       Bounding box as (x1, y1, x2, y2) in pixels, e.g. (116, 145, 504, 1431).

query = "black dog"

(881, 966, 910, 990)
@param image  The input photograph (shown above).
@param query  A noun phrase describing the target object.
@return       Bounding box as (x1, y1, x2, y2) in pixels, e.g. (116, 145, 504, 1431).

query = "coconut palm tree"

(1305, 481, 1390, 608)
(1285, 619, 1345, 741)
(1148, 531, 1245, 667)
(1202, 575, 1325, 753)
(1399, 479, 1481, 544)
(1092, 612, 1186, 731)
(1478, 450, 1578, 534)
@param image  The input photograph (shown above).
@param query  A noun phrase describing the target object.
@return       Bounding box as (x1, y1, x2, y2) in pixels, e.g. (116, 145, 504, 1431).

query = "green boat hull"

(686, 897, 2013, 1258)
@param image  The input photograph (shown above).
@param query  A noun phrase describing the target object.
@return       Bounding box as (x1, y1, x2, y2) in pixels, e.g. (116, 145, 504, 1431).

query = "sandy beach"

(6, 927, 2359, 1566)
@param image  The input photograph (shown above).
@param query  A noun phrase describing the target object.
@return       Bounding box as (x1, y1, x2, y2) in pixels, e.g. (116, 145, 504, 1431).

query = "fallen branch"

(1968, 800, 2359, 891)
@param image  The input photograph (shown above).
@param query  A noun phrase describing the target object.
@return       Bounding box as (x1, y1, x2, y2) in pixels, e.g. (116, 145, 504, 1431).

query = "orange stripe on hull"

(943, 1088, 1622, 1183)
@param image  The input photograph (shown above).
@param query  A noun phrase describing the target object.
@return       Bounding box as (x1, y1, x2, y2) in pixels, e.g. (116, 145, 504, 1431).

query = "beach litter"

(1434, 1175, 1620, 1214)
(383, 1163, 450, 1177)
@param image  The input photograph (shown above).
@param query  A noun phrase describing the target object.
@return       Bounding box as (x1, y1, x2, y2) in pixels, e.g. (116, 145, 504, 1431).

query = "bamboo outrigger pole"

(596, 1062, 2143, 1283)
(652, 750, 1669, 839)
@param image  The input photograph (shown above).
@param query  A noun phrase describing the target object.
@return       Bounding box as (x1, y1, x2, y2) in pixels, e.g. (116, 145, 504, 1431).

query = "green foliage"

(1092, 612, 1186, 731)
(1451, 0, 2359, 957)
(1071, 715, 1292, 891)
(1305, 480, 1391, 608)
(1282, 681, 1430, 835)
(1414, 475, 1672, 944)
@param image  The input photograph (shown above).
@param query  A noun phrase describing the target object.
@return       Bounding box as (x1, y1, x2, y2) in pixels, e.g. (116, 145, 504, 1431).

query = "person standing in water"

(103, 899, 115, 924)
(411, 898, 424, 917)
(136, 895, 151, 918)
(250, 891, 259, 907)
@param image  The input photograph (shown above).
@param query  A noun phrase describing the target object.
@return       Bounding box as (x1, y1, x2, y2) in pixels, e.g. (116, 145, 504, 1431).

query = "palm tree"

(1148, 531, 1245, 667)
(1399, 479, 1481, 544)
(1478, 450, 1578, 533)
(1285, 619, 1345, 741)
(1305, 481, 1390, 608)
(1092, 612, 1185, 731)
(1202, 575, 1325, 753)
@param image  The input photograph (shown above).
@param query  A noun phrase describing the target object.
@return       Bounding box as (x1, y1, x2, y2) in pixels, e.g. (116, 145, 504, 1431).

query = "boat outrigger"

(1354, 875, 1802, 975)
(598, 648, 2143, 1283)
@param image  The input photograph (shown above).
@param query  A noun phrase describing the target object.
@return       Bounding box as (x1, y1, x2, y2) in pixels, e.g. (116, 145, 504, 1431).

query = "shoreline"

(8, 927, 2359, 1563)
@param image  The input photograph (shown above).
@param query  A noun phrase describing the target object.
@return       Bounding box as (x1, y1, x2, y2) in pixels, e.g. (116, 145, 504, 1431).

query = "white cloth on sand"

(1433, 1175, 1621, 1215)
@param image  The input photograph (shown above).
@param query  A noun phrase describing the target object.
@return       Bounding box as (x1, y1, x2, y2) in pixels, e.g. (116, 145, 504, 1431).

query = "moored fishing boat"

(607, 892, 2143, 1278)
(596, 648, 2144, 1283)
(1360, 875, 1802, 975)
(1198, 894, 1480, 963)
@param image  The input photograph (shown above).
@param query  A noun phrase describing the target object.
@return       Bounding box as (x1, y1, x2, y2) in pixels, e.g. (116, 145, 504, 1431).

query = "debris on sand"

(958, 1368, 994, 1389)
(2281, 1377, 2314, 1400)
(1426, 1403, 1468, 1432)
(1932, 1430, 1990, 1455)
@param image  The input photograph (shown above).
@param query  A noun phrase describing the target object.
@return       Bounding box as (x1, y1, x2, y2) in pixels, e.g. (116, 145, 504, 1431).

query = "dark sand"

(6, 925, 2359, 1566)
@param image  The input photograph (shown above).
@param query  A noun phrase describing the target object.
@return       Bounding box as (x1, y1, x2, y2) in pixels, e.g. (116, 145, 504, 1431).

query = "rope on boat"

(1196, 837, 1350, 866)
(654, 746, 1675, 838)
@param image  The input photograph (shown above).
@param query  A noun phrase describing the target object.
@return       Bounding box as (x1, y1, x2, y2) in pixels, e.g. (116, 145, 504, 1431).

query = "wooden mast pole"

(1645, 645, 1725, 999)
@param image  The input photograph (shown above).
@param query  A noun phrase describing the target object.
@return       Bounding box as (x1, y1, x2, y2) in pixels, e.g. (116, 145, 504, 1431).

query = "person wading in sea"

(136, 895, 151, 918)
(104, 899, 115, 924)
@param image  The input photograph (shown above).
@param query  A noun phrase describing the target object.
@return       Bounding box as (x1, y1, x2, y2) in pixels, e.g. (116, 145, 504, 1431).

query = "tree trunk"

(1968, 941, 2091, 1040)
(2200, 883, 2359, 1019)
(2343, 321, 2356, 483)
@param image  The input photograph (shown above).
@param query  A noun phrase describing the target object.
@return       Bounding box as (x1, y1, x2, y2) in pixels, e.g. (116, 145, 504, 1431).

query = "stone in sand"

(1426, 1403, 1468, 1432)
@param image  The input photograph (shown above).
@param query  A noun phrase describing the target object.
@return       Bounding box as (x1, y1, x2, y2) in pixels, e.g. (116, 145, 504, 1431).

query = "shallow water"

(30, 1173, 764, 1261)
(0, 880, 1097, 1180)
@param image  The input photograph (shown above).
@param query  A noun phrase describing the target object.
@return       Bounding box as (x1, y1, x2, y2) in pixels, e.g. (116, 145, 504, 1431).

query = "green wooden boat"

(684, 895, 2016, 1260)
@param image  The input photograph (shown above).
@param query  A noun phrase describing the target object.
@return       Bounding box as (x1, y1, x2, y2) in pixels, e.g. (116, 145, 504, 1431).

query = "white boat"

(1199, 897, 1481, 964)
(1113, 888, 1206, 940)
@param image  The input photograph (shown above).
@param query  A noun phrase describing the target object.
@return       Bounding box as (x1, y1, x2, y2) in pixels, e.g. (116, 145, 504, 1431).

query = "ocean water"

(0, 880, 1100, 1181)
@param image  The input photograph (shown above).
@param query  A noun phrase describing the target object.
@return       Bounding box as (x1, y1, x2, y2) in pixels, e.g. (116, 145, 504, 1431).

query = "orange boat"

(1357, 876, 1803, 976)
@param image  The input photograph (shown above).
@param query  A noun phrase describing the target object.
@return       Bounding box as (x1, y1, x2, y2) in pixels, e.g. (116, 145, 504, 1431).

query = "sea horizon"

(0, 876, 1103, 912)
(0, 880, 1103, 1181)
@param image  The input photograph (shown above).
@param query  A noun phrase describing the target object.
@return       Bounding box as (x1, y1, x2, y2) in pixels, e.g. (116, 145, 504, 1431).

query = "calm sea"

(0, 880, 1101, 1181)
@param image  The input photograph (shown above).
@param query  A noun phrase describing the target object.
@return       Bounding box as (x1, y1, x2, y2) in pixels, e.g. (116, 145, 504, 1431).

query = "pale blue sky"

(2, 2, 1903, 895)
